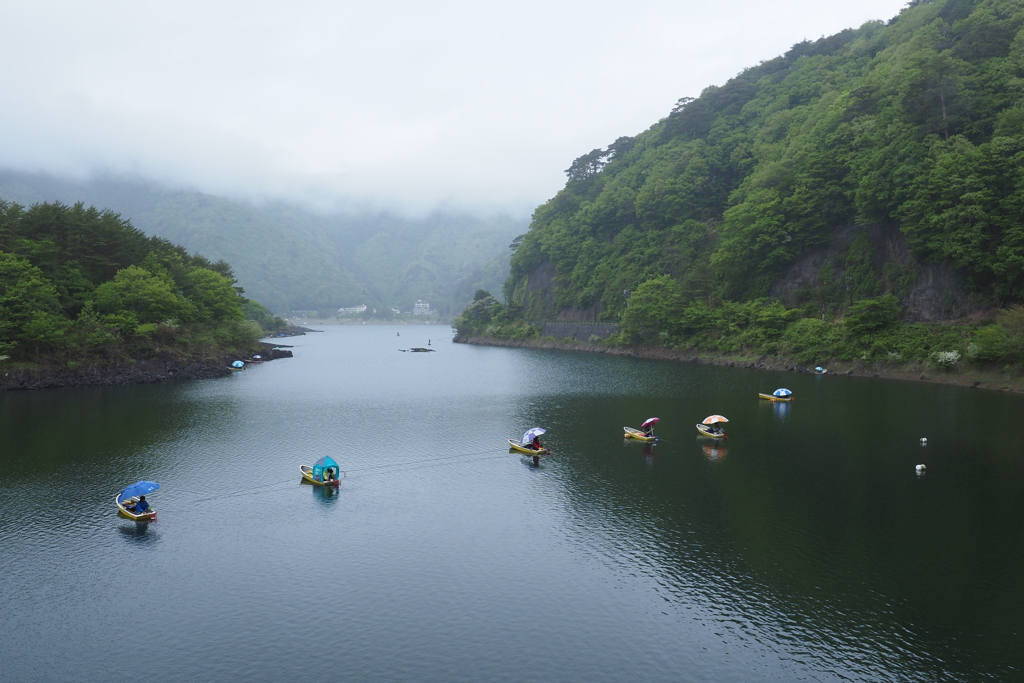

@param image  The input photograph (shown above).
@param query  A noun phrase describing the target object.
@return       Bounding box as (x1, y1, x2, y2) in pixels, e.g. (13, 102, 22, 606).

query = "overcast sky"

(0, 0, 909, 214)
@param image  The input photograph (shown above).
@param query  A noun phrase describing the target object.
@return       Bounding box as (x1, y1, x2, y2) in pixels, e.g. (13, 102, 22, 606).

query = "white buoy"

(916, 464, 927, 472)
(919, 438, 928, 444)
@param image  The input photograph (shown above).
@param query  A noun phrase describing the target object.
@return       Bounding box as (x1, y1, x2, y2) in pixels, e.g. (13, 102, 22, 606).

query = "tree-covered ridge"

(0, 200, 270, 363)
(508, 0, 1024, 319)
(0, 172, 525, 316)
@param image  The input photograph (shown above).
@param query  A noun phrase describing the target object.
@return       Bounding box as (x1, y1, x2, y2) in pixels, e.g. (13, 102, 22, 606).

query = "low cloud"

(0, 0, 908, 213)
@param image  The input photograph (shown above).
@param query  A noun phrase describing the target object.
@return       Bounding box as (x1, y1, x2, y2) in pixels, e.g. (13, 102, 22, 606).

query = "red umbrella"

(641, 417, 660, 429)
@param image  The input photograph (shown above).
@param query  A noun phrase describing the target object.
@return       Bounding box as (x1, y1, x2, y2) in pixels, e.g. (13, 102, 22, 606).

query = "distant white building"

(413, 300, 430, 315)
(338, 304, 368, 316)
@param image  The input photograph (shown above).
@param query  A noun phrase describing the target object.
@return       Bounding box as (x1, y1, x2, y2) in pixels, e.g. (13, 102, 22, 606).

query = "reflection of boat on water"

(300, 456, 341, 486)
(702, 443, 728, 461)
(309, 482, 339, 501)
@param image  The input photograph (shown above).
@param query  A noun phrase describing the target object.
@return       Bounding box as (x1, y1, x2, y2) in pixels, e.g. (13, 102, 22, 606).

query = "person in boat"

(531, 436, 544, 452)
(643, 425, 655, 437)
(710, 424, 724, 435)
(129, 495, 150, 514)
(324, 468, 336, 483)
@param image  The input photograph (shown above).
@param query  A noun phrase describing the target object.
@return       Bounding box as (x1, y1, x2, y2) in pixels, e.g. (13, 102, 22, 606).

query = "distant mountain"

(0, 172, 523, 315)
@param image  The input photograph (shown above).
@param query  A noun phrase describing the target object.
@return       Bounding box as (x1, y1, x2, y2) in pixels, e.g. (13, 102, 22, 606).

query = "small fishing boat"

(696, 414, 729, 438)
(624, 427, 657, 442)
(758, 388, 794, 402)
(815, 366, 828, 375)
(625, 417, 659, 441)
(300, 456, 341, 486)
(116, 481, 160, 520)
(509, 427, 550, 457)
(228, 360, 245, 372)
(696, 424, 728, 438)
(508, 439, 550, 455)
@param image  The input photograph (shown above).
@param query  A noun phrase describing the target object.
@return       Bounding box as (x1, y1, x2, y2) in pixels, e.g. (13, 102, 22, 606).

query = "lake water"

(2, 325, 1023, 682)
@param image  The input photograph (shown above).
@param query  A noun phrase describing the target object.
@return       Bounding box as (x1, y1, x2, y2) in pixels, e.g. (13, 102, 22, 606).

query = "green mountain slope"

(0, 173, 368, 314)
(0, 173, 523, 316)
(506, 0, 1024, 323)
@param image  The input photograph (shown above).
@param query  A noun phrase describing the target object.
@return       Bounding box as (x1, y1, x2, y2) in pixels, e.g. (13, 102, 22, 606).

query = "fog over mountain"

(1, 0, 908, 212)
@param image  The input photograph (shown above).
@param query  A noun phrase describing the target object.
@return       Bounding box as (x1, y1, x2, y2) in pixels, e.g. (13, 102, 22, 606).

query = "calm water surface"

(2, 325, 1023, 682)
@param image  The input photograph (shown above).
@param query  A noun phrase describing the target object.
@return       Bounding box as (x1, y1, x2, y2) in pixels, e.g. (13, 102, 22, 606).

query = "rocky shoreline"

(0, 342, 293, 392)
(453, 335, 1024, 394)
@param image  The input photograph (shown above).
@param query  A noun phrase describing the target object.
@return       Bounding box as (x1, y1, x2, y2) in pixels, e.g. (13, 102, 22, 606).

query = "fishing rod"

(188, 446, 513, 502)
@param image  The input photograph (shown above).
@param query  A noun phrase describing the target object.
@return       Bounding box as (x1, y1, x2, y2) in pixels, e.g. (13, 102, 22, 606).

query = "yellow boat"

(696, 423, 728, 438)
(624, 427, 657, 442)
(508, 439, 549, 455)
(300, 466, 339, 486)
(758, 393, 794, 402)
(116, 493, 156, 520)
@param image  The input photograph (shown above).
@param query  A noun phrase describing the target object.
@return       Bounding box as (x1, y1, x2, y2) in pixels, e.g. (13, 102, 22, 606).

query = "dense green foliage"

(507, 0, 1024, 320)
(0, 200, 264, 363)
(454, 0, 1024, 373)
(452, 290, 538, 340)
(0, 172, 523, 316)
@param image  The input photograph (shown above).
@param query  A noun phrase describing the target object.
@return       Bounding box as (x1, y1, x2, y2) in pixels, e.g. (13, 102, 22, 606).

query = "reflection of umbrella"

(231, 360, 245, 368)
(773, 388, 792, 397)
(702, 415, 729, 424)
(641, 417, 660, 428)
(120, 481, 160, 499)
(522, 427, 547, 444)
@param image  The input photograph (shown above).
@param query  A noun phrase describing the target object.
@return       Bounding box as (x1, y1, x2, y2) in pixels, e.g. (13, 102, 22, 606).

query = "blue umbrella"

(522, 427, 546, 444)
(773, 388, 793, 397)
(120, 481, 160, 499)
(231, 360, 245, 368)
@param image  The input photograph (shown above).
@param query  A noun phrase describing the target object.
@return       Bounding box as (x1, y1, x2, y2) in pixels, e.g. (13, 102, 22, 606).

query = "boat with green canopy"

(300, 456, 341, 486)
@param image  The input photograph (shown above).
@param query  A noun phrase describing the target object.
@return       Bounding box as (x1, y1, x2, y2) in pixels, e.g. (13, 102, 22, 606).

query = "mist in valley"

(0, 0, 909, 315)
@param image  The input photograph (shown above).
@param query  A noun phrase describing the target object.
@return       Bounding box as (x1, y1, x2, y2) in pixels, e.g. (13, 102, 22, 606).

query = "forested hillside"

(459, 0, 1024, 370)
(507, 0, 1024, 319)
(0, 200, 266, 366)
(0, 173, 523, 316)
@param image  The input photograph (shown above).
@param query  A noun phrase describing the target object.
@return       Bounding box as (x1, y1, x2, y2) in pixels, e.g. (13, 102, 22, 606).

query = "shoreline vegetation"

(453, 1, 1024, 397)
(1, 200, 291, 391)
(452, 290, 1024, 394)
(453, 333, 1024, 393)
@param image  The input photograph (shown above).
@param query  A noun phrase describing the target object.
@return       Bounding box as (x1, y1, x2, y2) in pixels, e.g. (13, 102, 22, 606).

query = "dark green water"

(2, 325, 1023, 682)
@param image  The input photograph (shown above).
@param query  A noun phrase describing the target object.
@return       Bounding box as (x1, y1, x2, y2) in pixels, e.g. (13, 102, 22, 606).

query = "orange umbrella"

(702, 415, 729, 424)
